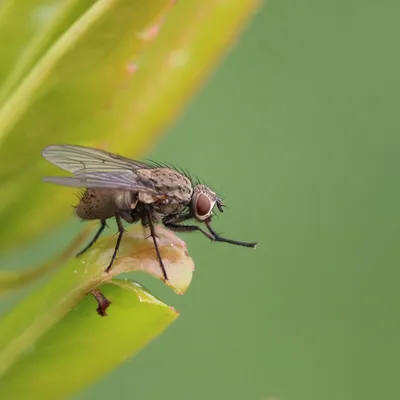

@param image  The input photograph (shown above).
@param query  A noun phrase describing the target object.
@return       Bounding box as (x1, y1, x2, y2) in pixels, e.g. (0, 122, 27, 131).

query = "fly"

(42, 144, 257, 281)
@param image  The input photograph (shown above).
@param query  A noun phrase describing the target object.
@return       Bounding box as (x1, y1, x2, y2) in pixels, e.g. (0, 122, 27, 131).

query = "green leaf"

(0, 225, 94, 296)
(0, 226, 193, 398)
(0, 281, 178, 399)
(0, 0, 175, 250)
(0, 0, 261, 251)
(0, 0, 97, 105)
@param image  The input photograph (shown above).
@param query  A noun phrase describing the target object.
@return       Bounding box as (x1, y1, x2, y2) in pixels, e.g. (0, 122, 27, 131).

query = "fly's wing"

(42, 144, 149, 174)
(43, 172, 157, 192)
(42, 145, 157, 193)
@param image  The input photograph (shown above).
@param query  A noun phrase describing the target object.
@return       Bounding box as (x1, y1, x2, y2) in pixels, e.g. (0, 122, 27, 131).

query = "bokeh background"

(2, 1, 400, 399)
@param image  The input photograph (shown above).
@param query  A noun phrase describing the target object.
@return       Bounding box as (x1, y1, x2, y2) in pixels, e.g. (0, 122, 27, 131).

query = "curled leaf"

(85, 226, 194, 294)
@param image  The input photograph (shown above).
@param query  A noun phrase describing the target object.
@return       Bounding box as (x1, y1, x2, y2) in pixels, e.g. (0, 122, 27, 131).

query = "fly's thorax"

(136, 167, 193, 203)
(190, 184, 218, 221)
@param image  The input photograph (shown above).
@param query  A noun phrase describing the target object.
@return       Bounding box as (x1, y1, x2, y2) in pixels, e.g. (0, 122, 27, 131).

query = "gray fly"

(42, 144, 257, 281)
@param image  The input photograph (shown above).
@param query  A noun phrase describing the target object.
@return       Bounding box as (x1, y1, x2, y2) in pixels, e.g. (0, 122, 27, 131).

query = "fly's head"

(190, 184, 224, 222)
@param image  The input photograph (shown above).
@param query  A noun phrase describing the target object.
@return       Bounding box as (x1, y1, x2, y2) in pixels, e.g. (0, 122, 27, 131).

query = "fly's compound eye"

(195, 193, 213, 220)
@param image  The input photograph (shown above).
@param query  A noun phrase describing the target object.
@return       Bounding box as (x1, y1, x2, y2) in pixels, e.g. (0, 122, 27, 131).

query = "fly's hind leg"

(106, 214, 125, 273)
(76, 219, 107, 257)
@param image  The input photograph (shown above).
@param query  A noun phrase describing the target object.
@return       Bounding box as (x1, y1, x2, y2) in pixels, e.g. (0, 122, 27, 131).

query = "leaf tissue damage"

(81, 226, 196, 315)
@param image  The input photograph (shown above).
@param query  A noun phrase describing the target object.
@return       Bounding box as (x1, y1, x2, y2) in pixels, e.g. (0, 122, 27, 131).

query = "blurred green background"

(2, 0, 400, 399)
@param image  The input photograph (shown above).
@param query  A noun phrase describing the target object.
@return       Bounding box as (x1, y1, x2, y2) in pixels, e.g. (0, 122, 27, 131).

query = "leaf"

(0, 0, 97, 105)
(0, 0, 261, 251)
(0, 225, 94, 296)
(0, 281, 178, 399)
(0, 0, 175, 250)
(0, 226, 193, 398)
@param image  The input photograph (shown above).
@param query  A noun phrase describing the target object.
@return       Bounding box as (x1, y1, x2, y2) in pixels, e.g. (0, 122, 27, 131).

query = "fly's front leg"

(204, 220, 257, 248)
(162, 215, 215, 241)
(164, 215, 257, 248)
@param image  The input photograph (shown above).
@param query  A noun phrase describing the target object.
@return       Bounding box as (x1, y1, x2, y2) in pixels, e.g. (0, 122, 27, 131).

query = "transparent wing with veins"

(42, 144, 157, 192)
(42, 144, 151, 173)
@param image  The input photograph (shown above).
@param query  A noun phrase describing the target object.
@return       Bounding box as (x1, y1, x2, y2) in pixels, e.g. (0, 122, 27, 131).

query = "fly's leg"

(76, 219, 106, 257)
(163, 216, 257, 248)
(163, 215, 215, 240)
(143, 228, 159, 240)
(145, 206, 168, 281)
(163, 220, 215, 239)
(204, 220, 257, 248)
(106, 214, 125, 273)
(90, 289, 112, 317)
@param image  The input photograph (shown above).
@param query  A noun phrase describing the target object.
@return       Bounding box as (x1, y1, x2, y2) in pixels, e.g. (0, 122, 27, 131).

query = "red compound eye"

(196, 193, 211, 217)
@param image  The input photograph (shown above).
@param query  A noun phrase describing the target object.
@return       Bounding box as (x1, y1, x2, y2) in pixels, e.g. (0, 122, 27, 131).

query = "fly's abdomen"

(75, 189, 120, 220)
